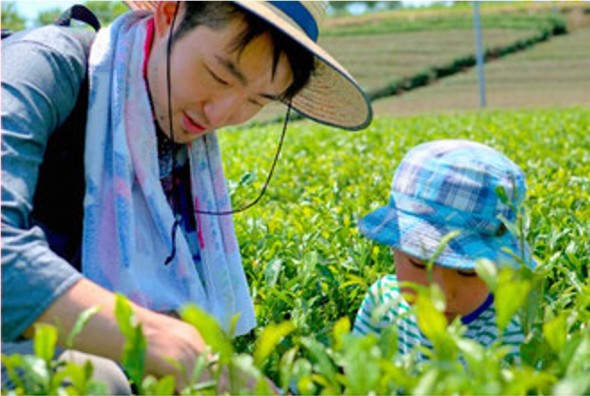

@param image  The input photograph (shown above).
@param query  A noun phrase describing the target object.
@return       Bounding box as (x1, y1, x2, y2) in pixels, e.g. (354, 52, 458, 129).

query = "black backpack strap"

(2, 5, 100, 41)
(1, 29, 13, 39)
(54, 4, 101, 32)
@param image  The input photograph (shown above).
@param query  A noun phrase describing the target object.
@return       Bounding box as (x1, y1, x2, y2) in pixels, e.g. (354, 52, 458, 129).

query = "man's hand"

(25, 278, 209, 389)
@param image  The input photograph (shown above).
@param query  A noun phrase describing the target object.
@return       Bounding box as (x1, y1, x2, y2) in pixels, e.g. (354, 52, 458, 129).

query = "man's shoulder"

(3, 25, 95, 60)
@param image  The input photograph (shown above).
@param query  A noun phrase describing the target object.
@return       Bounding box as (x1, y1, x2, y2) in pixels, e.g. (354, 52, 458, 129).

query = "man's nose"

(203, 95, 244, 129)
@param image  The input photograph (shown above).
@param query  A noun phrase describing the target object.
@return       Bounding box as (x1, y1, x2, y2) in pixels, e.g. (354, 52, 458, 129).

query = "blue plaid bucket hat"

(359, 140, 536, 270)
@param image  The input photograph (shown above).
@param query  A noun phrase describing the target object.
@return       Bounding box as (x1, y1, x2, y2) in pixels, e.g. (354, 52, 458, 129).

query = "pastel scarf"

(82, 12, 255, 335)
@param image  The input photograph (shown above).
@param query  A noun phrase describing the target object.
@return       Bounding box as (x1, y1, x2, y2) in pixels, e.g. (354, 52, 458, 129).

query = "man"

(2, 1, 371, 392)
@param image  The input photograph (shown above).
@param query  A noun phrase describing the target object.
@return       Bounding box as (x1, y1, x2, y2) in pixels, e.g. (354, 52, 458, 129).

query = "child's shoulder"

(367, 275, 410, 309)
(371, 274, 401, 294)
(354, 274, 414, 336)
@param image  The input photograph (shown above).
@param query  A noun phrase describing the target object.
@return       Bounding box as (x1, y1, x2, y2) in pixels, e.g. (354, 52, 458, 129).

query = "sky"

(14, 0, 439, 26)
(14, 0, 81, 25)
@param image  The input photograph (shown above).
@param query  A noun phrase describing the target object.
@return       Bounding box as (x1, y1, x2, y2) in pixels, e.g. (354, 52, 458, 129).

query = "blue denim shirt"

(1, 26, 93, 342)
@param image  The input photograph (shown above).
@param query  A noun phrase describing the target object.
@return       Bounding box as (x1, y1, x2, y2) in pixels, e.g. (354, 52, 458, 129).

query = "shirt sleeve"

(1, 27, 91, 342)
(353, 275, 406, 336)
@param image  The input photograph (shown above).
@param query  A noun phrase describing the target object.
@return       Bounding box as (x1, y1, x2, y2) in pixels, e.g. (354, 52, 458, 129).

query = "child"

(353, 139, 536, 362)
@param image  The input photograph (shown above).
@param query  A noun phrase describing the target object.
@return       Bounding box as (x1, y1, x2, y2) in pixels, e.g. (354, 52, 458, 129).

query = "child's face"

(394, 249, 489, 323)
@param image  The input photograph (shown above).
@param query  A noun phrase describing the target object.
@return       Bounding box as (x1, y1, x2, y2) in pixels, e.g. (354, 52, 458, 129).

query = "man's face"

(393, 249, 490, 324)
(148, 3, 294, 144)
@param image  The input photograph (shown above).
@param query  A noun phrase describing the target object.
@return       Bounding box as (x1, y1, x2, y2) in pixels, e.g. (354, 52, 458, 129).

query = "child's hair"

(359, 139, 535, 270)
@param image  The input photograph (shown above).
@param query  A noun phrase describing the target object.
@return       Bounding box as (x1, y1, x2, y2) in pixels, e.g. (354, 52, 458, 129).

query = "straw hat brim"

(123, 1, 373, 131)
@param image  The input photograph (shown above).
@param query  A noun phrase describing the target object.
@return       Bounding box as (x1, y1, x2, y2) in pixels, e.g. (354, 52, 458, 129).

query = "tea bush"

(3, 108, 588, 394)
(225, 107, 589, 394)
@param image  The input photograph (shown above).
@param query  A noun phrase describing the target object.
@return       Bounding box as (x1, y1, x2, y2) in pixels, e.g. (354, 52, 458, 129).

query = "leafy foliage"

(1, 2, 26, 32)
(222, 107, 590, 393)
(323, 11, 567, 36)
(34, 8, 63, 27)
(83, 1, 128, 26)
(2, 109, 588, 394)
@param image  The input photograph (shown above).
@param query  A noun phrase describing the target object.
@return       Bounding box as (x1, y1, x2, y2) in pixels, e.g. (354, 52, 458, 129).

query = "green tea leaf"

(180, 305, 233, 364)
(553, 376, 590, 396)
(254, 321, 295, 367)
(33, 324, 58, 364)
(564, 332, 590, 377)
(543, 314, 567, 353)
(332, 316, 351, 351)
(495, 269, 531, 332)
(377, 325, 399, 361)
(115, 293, 135, 338)
(301, 337, 338, 383)
(429, 231, 461, 265)
(495, 185, 509, 204)
(475, 258, 498, 292)
(520, 328, 552, 369)
(413, 367, 439, 396)
(415, 293, 447, 343)
(341, 335, 381, 395)
(122, 324, 147, 387)
(291, 358, 315, 395)
(429, 283, 447, 313)
(66, 306, 101, 349)
(152, 375, 176, 396)
(23, 355, 50, 388)
(1, 354, 26, 390)
(279, 347, 298, 394)
(228, 313, 241, 339)
(264, 258, 283, 288)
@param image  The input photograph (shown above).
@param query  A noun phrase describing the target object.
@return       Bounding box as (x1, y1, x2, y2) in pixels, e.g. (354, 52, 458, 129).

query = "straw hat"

(123, 1, 372, 131)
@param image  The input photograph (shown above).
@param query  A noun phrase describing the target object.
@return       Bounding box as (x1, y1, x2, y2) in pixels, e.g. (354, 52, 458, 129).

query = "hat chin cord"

(164, 2, 291, 264)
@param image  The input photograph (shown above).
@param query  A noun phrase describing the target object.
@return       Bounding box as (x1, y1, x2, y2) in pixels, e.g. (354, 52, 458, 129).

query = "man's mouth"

(182, 112, 207, 135)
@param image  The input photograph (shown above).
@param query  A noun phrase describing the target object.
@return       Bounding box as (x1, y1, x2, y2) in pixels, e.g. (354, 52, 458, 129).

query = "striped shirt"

(353, 275, 523, 362)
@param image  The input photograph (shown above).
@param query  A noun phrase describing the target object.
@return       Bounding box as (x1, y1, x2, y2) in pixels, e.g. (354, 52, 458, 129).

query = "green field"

(373, 27, 590, 116)
(320, 29, 538, 91)
(7, 108, 587, 394)
(220, 107, 590, 394)
(5, 103, 589, 396)
(223, 109, 590, 305)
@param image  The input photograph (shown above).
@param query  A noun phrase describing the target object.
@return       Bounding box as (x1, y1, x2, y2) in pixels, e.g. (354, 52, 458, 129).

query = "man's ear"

(153, 1, 184, 39)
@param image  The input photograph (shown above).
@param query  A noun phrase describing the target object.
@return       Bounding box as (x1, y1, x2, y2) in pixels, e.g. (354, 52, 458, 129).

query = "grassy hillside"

(319, 29, 539, 91)
(221, 108, 589, 328)
(373, 27, 590, 116)
(323, 2, 588, 31)
(250, 3, 578, 124)
(5, 107, 588, 393)
(3, 3, 589, 394)
(219, 108, 590, 393)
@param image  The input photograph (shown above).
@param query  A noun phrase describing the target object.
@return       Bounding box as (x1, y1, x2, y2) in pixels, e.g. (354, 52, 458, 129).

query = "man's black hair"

(172, 1, 315, 101)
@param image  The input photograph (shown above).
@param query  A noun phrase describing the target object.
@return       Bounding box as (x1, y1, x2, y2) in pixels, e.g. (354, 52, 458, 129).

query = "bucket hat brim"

(123, 1, 373, 131)
(359, 197, 537, 270)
